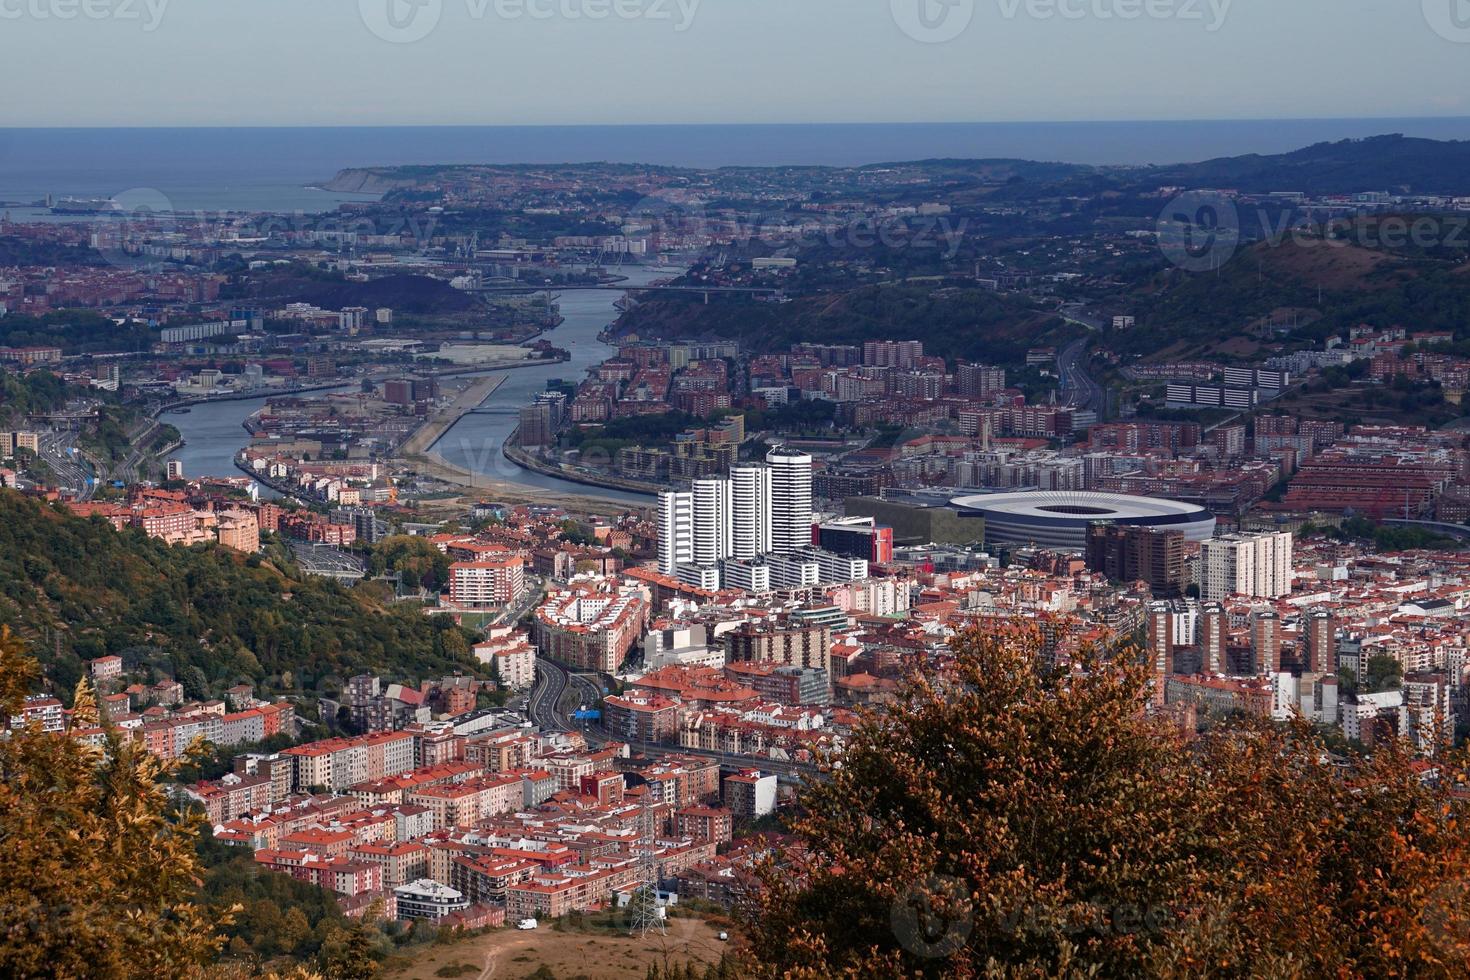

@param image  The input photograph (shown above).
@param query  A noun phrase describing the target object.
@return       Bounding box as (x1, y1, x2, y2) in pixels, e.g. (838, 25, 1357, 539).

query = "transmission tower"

(628, 802, 666, 937)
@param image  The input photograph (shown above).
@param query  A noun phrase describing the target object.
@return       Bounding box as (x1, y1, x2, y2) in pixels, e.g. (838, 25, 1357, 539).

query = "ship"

(49, 197, 116, 215)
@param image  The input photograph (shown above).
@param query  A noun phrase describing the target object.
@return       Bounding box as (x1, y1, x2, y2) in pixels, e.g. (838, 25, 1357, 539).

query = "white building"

(722, 559, 772, 594)
(657, 491, 694, 575)
(691, 477, 733, 566)
(675, 563, 722, 591)
(473, 627, 537, 690)
(766, 447, 813, 554)
(729, 463, 773, 560)
(767, 552, 820, 590)
(1342, 691, 1402, 743)
(1200, 531, 1293, 602)
(394, 879, 469, 921)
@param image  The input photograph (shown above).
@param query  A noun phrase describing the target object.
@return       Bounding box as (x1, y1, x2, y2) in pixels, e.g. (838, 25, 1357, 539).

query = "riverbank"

(151, 355, 568, 420)
(398, 375, 507, 457)
(400, 421, 648, 513)
(502, 436, 660, 498)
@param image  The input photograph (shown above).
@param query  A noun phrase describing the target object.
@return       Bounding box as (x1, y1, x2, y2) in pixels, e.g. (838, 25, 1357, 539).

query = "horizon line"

(3, 114, 1470, 131)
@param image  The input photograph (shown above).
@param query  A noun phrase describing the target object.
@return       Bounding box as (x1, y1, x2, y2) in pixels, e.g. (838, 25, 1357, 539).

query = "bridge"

(27, 410, 98, 422)
(468, 283, 781, 303)
(1382, 519, 1470, 541)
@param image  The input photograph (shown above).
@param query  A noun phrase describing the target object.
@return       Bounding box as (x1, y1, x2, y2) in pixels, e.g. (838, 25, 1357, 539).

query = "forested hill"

(0, 491, 478, 701)
(1150, 135, 1470, 196)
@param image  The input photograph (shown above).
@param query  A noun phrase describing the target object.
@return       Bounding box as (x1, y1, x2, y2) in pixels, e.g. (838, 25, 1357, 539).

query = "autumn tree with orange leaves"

(0, 625, 232, 978)
(746, 624, 1470, 979)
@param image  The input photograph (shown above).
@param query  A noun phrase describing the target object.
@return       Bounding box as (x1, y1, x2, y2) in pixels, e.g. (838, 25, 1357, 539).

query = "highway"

(38, 429, 99, 500)
(1058, 338, 1104, 413)
(528, 657, 574, 732)
(526, 655, 821, 783)
(111, 416, 167, 485)
(289, 542, 367, 581)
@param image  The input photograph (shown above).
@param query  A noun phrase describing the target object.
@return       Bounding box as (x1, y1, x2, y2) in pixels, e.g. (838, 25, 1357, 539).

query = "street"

(1058, 337, 1104, 412)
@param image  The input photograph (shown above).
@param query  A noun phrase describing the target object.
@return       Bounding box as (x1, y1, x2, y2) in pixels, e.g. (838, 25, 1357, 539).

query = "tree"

(1365, 654, 1404, 693)
(319, 920, 381, 980)
(0, 625, 233, 977)
(180, 664, 211, 701)
(747, 624, 1470, 978)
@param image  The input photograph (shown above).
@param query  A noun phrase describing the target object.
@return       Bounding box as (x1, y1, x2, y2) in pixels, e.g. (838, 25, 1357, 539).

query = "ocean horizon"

(3, 117, 1469, 213)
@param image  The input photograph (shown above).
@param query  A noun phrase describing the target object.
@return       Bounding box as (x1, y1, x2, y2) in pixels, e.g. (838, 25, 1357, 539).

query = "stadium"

(950, 491, 1217, 553)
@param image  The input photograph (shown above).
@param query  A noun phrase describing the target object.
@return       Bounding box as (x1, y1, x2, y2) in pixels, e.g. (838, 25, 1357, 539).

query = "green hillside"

(0, 491, 478, 702)
(617, 283, 1083, 365)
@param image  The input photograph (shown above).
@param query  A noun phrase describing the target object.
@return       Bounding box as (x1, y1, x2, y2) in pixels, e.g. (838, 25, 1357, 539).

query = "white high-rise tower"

(729, 463, 773, 560)
(1200, 531, 1294, 601)
(691, 477, 733, 567)
(656, 491, 694, 575)
(766, 447, 813, 554)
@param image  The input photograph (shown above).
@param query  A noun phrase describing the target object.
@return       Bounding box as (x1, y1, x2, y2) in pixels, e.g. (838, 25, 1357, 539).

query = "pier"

(397, 374, 507, 457)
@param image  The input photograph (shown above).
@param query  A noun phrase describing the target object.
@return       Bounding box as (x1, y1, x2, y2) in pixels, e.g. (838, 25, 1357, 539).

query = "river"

(161, 267, 667, 504)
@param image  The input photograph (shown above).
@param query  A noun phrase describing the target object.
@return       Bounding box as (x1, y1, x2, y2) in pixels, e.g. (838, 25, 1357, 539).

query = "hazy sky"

(1, 0, 1468, 126)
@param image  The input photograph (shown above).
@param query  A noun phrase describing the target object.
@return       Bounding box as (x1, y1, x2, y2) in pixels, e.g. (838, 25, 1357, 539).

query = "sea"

(2, 118, 1470, 214)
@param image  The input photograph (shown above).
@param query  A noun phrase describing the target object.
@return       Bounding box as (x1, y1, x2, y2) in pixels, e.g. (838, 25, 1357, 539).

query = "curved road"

(527, 655, 819, 782)
(1058, 338, 1104, 413)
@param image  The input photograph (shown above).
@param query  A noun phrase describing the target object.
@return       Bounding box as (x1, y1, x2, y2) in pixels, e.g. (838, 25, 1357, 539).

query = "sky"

(1, 0, 1468, 126)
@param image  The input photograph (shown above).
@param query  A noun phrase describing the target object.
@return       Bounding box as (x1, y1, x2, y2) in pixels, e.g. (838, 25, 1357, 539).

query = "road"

(1058, 338, 1104, 413)
(38, 428, 99, 500)
(112, 417, 166, 485)
(495, 575, 546, 627)
(527, 655, 820, 782)
(289, 542, 367, 580)
(528, 657, 573, 732)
